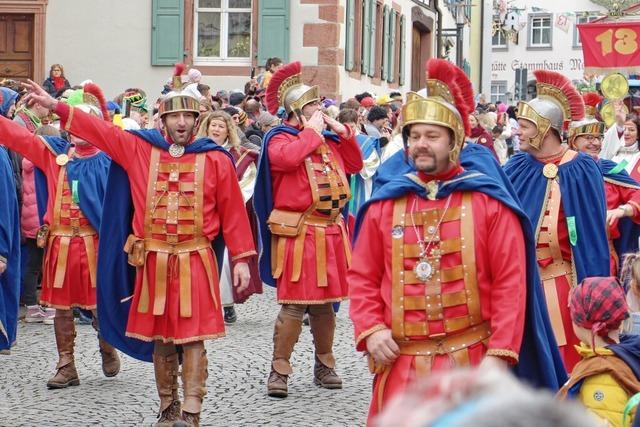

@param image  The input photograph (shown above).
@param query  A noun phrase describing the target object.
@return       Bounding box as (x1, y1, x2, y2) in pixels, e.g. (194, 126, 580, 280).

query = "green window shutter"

(361, 0, 371, 74)
(258, 0, 290, 63)
(382, 6, 389, 81)
(151, 0, 184, 66)
(367, 0, 376, 77)
(345, 0, 355, 71)
(399, 15, 406, 85)
(388, 10, 396, 82)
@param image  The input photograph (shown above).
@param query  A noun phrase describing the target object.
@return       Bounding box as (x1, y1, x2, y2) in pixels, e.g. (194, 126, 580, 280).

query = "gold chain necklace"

(409, 194, 452, 282)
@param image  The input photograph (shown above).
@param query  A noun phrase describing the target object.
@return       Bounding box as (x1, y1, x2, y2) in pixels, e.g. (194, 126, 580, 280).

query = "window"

(527, 14, 552, 49)
(573, 12, 600, 48)
(346, 0, 406, 84)
(194, 0, 252, 64)
(491, 81, 508, 104)
(492, 27, 507, 50)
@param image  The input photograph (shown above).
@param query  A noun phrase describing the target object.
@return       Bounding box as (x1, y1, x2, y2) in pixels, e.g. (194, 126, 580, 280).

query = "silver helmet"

(517, 70, 585, 150)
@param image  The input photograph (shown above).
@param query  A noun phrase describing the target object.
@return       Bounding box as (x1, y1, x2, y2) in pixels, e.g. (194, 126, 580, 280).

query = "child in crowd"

(621, 253, 640, 335)
(557, 276, 640, 427)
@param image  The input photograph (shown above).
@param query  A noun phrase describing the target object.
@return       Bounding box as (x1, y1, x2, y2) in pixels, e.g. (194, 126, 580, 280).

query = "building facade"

(489, 0, 608, 104)
(0, 0, 466, 103)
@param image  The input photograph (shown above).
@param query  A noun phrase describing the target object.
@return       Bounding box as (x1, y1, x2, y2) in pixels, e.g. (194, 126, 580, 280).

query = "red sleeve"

(55, 102, 139, 169)
(214, 153, 257, 260)
(348, 202, 388, 352)
(484, 198, 526, 364)
(0, 116, 53, 171)
(268, 128, 324, 172)
(332, 126, 364, 174)
(619, 185, 640, 224)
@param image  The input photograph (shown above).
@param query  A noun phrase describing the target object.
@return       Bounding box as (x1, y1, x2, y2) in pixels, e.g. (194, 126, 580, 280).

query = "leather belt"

(373, 321, 491, 413)
(135, 236, 217, 317)
(395, 321, 491, 356)
(272, 214, 351, 287)
(47, 225, 97, 289)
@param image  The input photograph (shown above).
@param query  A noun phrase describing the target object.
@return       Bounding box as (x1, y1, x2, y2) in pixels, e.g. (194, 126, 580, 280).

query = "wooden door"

(411, 26, 422, 91)
(0, 14, 34, 81)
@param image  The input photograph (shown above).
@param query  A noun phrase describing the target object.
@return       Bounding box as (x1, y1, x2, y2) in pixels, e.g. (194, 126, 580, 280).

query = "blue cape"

(0, 146, 21, 351)
(609, 334, 640, 380)
(97, 129, 231, 362)
(253, 125, 342, 287)
(33, 136, 111, 231)
(354, 170, 567, 390)
(372, 143, 519, 201)
(349, 134, 381, 213)
(503, 152, 610, 282)
(598, 158, 640, 269)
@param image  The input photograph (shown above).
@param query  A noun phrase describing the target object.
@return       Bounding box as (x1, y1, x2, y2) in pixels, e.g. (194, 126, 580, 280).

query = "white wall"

(490, 0, 607, 102)
(289, 2, 320, 66)
(46, 0, 173, 103)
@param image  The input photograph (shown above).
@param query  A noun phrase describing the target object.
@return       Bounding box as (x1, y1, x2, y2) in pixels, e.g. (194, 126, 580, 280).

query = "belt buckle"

(71, 225, 80, 236)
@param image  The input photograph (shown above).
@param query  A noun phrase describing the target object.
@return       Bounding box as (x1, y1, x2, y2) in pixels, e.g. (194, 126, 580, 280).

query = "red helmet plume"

(425, 58, 472, 136)
(265, 61, 301, 115)
(533, 70, 585, 122)
(582, 92, 603, 109)
(172, 63, 186, 89)
(82, 83, 109, 121)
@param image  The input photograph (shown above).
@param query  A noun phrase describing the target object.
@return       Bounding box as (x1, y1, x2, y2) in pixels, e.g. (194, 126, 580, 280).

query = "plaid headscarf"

(570, 276, 629, 343)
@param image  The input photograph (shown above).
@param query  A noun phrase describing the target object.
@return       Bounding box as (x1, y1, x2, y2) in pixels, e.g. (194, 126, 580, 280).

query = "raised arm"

(0, 115, 53, 171)
(21, 79, 138, 169)
(55, 103, 138, 168)
(323, 114, 363, 174)
(267, 128, 324, 172)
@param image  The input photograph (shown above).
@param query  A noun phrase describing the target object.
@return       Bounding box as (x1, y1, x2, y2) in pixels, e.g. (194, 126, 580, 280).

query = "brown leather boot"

(181, 342, 208, 427)
(309, 305, 342, 389)
(267, 309, 303, 398)
(47, 310, 80, 389)
(99, 338, 121, 377)
(153, 352, 181, 427)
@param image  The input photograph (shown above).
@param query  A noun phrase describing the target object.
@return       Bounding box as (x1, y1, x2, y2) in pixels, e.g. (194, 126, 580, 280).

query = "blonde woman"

(197, 111, 262, 323)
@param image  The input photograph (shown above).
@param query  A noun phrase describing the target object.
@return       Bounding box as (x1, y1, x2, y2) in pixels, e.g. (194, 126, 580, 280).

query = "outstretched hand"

(22, 79, 58, 111)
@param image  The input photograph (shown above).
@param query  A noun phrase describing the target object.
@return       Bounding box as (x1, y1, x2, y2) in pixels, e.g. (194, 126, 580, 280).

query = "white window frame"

(573, 12, 600, 48)
(193, 0, 252, 65)
(527, 13, 552, 50)
(492, 23, 508, 51)
(491, 80, 508, 104)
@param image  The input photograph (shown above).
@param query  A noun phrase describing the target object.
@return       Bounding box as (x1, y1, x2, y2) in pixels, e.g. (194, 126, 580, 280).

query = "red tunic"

(348, 168, 526, 422)
(268, 124, 363, 304)
(604, 179, 640, 275)
(56, 104, 256, 343)
(0, 116, 99, 309)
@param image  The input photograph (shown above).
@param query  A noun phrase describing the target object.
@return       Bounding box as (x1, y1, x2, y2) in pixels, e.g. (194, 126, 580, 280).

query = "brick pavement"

(0, 287, 371, 426)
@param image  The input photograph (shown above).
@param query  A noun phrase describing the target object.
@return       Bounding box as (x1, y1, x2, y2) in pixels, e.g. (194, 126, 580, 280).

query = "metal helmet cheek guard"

(517, 70, 585, 150)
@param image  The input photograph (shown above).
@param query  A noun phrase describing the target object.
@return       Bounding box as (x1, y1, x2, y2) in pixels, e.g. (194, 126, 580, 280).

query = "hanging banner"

(578, 21, 640, 74)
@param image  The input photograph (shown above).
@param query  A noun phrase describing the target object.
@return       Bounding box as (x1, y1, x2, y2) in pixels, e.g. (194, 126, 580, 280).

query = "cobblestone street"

(1, 287, 371, 426)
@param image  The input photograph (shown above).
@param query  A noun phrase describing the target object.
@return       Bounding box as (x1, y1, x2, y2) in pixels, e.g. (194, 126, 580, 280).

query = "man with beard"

(348, 59, 565, 424)
(22, 64, 255, 427)
(504, 70, 610, 372)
